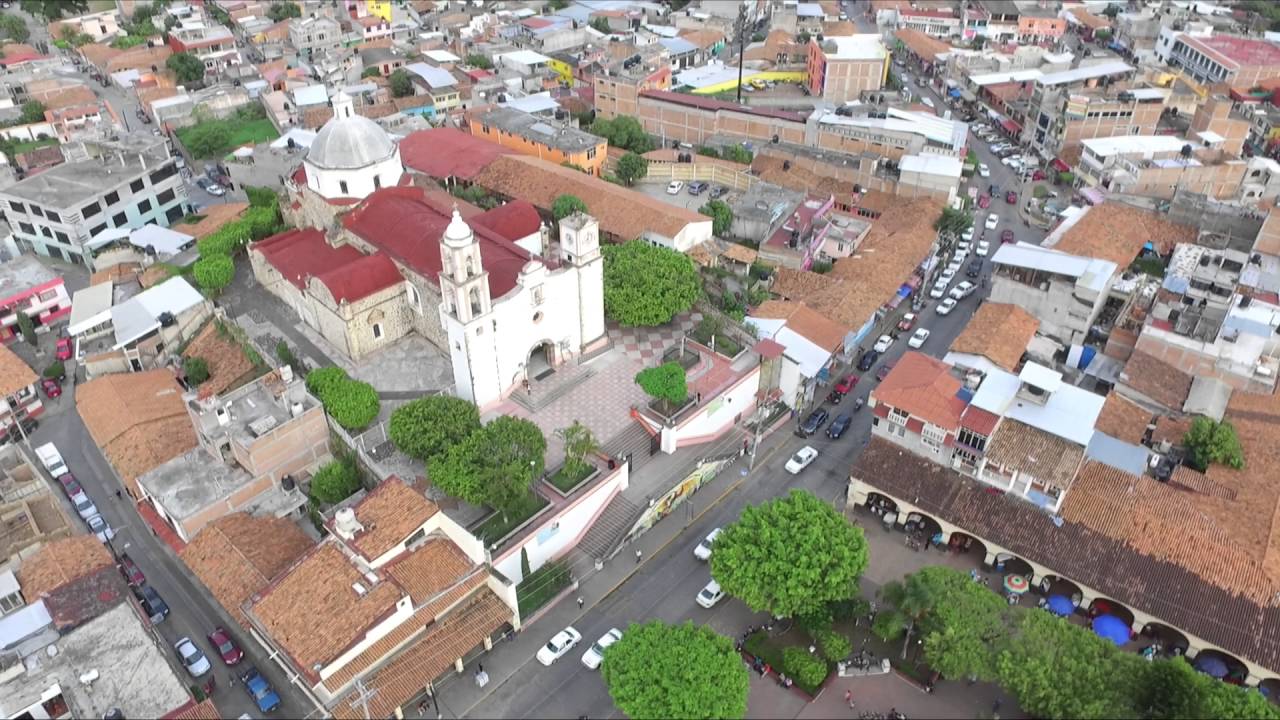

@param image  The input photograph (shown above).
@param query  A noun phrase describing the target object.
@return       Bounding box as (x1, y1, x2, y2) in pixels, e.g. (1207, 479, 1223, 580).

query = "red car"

(897, 313, 917, 332)
(1032, 170, 1046, 181)
(1006, 191, 1018, 204)
(208, 627, 244, 665)
(977, 193, 991, 209)
(55, 337, 72, 361)
(826, 374, 859, 404)
(39, 377, 61, 398)
(1001, 229, 1015, 243)
(57, 473, 81, 496)
(118, 553, 146, 587)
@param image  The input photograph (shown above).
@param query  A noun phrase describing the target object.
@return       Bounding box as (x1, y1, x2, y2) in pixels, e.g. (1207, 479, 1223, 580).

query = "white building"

(302, 91, 403, 202)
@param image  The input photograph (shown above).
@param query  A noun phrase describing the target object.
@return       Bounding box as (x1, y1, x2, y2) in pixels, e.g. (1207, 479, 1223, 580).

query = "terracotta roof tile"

(250, 543, 403, 675)
(752, 299, 847, 351)
(180, 322, 257, 397)
(162, 697, 221, 720)
(180, 512, 315, 628)
(677, 29, 724, 50)
(173, 203, 249, 240)
(722, 243, 757, 264)
(400, 128, 514, 181)
(947, 302, 1037, 372)
(1052, 202, 1196, 268)
(1119, 350, 1194, 412)
(1151, 414, 1192, 446)
(872, 352, 965, 430)
(1093, 392, 1152, 445)
(984, 418, 1084, 490)
(17, 535, 114, 600)
(0, 342, 37, 397)
(383, 536, 475, 604)
(770, 267, 838, 301)
(339, 478, 440, 561)
(1167, 464, 1238, 500)
(894, 28, 952, 61)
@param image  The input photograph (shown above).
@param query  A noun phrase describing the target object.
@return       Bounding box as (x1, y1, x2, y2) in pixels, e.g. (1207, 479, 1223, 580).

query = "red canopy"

(1000, 118, 1022, 134)
(1051, 157, 1071, 172)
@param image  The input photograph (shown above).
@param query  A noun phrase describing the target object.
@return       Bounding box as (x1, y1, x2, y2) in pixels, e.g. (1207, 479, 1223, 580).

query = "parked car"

(0, 418, 37, 446)
(939, 267, 957, 284)
(693, 528, 722, 561)
(39, 377, 61, 398)
(204, 182, 226, 197)
(857, 349, 880, 372)
(929, 280, 948, 299)
(709, 185, 727, 199)
(785, 446, 819, 474)
(827, 374, 858, 404)
(897, 313, 917, 332)
(977, 240, 991, 256)
(797, 408, 829, 436)
(954, 249, 969, 265)
(87, 513, 115, 543)
(582, 628, 623, 670)
(876, 359, 897, 381)
(537, 627, 582, 665)
(666, 180, 684, 195)
(827, 413, 852, 439)
(977, 194, 991, 209)
(71, 491, 97, 520)
(1006, 191, 1018, 204)
(908, 327, 931, 348)
(949, 281, 976, 300)
(208, 627, 244, 665)
(118, 553, 145, 587)
(956, 240, 972, 253)
(175, 637, 211, 677)
(960, 227, 974, 242)
(977, 163, 990, 178)
(872, 334, 894, 353)
(1000, 229, 1015, 243)
(57, 473, 81, 496)
(984, 214, 1000, 230)
(136, 585, 170, 624)
(936, 297, 959, 315)
(696, 579, 725, 608)
(966, 258, 983, 278)
(240, 666, 281, 713)
(687, 181, 708, 195)
(54, 337, 72, 360)
(1032, 169, 1047, 181)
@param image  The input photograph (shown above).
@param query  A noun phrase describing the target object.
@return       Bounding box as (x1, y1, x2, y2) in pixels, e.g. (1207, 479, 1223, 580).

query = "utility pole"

(748, 394, 767, 470)
(734, 3, 748, 104)
(351, 678, 377, 720)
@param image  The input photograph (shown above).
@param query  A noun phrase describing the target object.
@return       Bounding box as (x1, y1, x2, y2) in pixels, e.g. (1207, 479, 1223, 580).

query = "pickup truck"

(34, 443, 69, 477)
(240, 666, 281, 713)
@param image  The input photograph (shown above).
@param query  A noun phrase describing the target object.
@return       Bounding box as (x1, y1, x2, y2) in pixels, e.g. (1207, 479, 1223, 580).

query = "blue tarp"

(948, 87, 962, 98)
(1092, 615, 1131, 646)
(1046, 595, 1074, 617)
(1076, 345, 1096, 370)
(896, 284, 912, 298)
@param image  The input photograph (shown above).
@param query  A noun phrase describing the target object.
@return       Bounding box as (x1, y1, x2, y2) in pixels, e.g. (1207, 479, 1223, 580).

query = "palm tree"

(879, 577, 938, 660)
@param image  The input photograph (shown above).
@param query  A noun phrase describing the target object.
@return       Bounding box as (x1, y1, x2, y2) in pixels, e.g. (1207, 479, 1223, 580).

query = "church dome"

(305, 113, 396, 170)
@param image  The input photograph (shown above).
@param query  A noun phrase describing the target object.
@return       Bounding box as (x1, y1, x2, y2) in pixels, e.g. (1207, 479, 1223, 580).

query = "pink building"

(0, 256, 71, 342)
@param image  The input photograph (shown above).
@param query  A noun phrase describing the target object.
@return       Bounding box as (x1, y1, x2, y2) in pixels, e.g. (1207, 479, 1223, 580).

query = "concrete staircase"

(568, 492, 643, 566)
(602, 420, 658, 475)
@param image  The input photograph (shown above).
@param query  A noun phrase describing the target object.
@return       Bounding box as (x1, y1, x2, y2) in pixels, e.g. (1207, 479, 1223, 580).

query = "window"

(37, 289, 57, 302)
(130, 179, 145, 193)
(90, 223, 106, 237)
(922, 424, 947, 449)
(112, 212, 127, 227)
(587, 147, 597, 160)
(82, 201, 100, 218)
(165, 205, 183, 223)
(105, 191, 119, 205)
(531, 286, 544, 306)
(18, 222, 33, 234)
(888, 408, 909, 427)
(149, 164, 177, 184)
(373, 175, 381, 190)
(40, 227, 51, 238)
(54, 231, 68, 243)
(406, 283, 418, 306)
(157, 188, 176, 205)
(9, 201, 23, 213)
(136, 198, 152, 213)
(29, 205, 42, 218)
(372, 323, 383, 339)
(956, 428, 987, 452)
(339, 180, 349, 195)
(45, 211, 60, 223)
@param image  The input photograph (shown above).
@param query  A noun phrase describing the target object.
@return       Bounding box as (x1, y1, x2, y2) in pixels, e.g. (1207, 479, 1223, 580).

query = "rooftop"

(0, 342, 36, 398)
(1182, 34, 1280, 69)
(0, 256, 59, 301)
(969, 362, 1105, 447)
(403, 62, 457, 89)
(252, 228, 403, 304)
(75, 369, 198, 489)
(400, 127, 514, 181)
(820, 34, 888, 61)
(1044, 202, 1196, 268)
(1080, 134, 1199, 158)
(873, 351, 966, 430)
(640, 89, 808, 123)
(945, 302, 1038, 372)
(475, 106, 601, 154)
(985, 417, 1085, 491)
(333, 477, 440, 562)
(1092, 392, 1151, 446)
(1118, 349, 1195, 412)
(1, 138, 171, 207)
(110, 277, 206, 349)
(15, 536, 125, 630)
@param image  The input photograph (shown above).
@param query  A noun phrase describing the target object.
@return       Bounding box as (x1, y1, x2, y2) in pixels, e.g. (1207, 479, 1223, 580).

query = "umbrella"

(1195, 655, 1229, 679)
(1003, 574, 1029, 594)
(1046, 595, 1075, 617)
(1092, 615, 1131, 646)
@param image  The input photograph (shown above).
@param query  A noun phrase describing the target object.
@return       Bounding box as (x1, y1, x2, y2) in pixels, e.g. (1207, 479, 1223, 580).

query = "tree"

(602, 620, 749, 720)
(181, 121, 232, 158)
(552, 193, 588, 221)
(1184, 416, 1245, 470)
(589, 115, 654, 153)
(306, 366, 348, 399)
(589, 16, 612, 33)
(1138, 656, 1280, 720)
(782, 646, 827, 688)
(699, 199, 733, 237)
(14, 310, 34, 346)
(193, 254, 234, 292)
(934, 206, 972, 237)
(813, 628, 852, 662)
(18, 100, 43, 125)
(388, 395, 481, 462)
(635, 362, 687, 405)
(797, 31, 811, 43)
(389, 68, 413, 97)
(20, 0, 87, 21)
(556, 420, 598, 476)
(615, 151, 648, 186)
(710, 489, 868, 618)
(360, 66, 382, 78)
(602, 240, 700, 326)
(43, 361, 63, 379)
(183, 356, 210, 385)
(752, 31, 765, 42)
(167, 52, 205, 84)
(323, 378, 380, 431)
(267, 1, 301, 21)
(721, 145, 753, 164)
(432, 416, 546, 517)
(310, 457, 360, 504)
(465, 53, 492, 69)
(0, 14, 29, 42)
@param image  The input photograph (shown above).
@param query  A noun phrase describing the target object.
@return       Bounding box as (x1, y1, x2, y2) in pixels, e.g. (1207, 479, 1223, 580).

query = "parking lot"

(633, 179, 744, 212)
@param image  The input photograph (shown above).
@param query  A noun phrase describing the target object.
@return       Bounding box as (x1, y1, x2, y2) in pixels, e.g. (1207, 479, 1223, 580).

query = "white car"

(957, 240, 972, 253)
(949, 281, 976, 300)
(536, 627, 583, 666)
(693, 528, 722, 561)
(581, 628, 623, 670)
(976, 240, 990, 257)
(977, 163, 990, 177)
(908, 327, 930, 348)
(936, 297, 958, 315)
(872, 334, 894, 353)
(985, 214, 1000, 230)
(175, 637, 211, 678)
(87, 513, 115, 543)
(71, 491, 97, 520)
(921, 97, 935, 109)
(953, 249, 969, 265)
(785, 445, 819, 474)
(961, 227, 974, 242)
(929, 280, 948, 299)
(939, 267, 957, 284)
(696, 579, 725, 608)
(666, 180, 684, 195)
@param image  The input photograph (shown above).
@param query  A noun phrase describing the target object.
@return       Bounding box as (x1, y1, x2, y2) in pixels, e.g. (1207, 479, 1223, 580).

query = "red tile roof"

(320, 253, 404, 303)
(467, 199, 542, 242)
(872, 351, 965, 430)
(399, 127, 513, 181)
(253, 228, 401, 303)
(341, 186, 539, 299)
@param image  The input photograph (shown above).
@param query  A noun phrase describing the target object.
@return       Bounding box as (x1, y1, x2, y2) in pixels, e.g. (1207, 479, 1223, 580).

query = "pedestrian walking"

(845, 690, 853, 707)
(115, 489, 122, 499)
(577, 596, 584, 610)
(418, 701, 428, 716)
(741, 438, 748, 456)
(635, 549, 642, 563)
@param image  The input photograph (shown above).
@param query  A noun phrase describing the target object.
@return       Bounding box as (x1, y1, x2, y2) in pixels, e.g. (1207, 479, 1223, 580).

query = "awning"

(1000, 118, 1021, 134)
(948, 87, 962, 98)
(1051, 157, 1071, 172)
(896, 284, 912, 299)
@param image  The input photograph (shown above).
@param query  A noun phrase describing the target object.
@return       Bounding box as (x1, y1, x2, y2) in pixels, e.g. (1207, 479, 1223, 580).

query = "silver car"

(71, 491, 97, 520)
(175, 637, 212, 677)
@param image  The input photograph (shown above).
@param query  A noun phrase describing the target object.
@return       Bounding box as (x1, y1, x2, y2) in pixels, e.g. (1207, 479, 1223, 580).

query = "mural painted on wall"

(624, 457, 733, 542)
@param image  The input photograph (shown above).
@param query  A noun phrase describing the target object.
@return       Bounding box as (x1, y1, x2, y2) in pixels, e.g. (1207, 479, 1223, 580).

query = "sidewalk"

(426, 421, 797, 719)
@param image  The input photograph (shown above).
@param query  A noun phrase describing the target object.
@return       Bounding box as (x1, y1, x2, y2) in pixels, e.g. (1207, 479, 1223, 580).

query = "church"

(253, 91, 607, 407)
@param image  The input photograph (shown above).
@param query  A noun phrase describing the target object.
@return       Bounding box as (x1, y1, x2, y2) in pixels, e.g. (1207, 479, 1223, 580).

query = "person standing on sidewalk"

(635, 549, 642, 563)
(577, 597, 584, 609)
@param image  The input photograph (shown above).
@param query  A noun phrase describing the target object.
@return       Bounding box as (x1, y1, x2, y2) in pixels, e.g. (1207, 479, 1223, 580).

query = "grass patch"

(475, 491, 549, 544)
(12, 138, 57, 155)
(176, 106, 280, 159)
(225, 118, 279, 150)
(1131, 256, 1167, 278)
(691, 326, 742, 357)
(516, 560, 572, 617)
(744, 632, 830, 695)
(548, 463, 594, 493)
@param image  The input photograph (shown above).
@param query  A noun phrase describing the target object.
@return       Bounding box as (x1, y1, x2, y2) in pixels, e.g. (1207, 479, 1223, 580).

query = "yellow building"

(365, 0, 392, 23)
(547, 56, 574, 86)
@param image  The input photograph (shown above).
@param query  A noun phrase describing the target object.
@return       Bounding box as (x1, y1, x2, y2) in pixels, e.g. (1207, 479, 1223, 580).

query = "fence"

(642, 162, 757, 192)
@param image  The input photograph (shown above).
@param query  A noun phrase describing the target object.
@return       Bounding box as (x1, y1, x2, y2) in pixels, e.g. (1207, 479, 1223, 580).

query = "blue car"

(827, 414, 852, 439)
(241, 666, 281, 713)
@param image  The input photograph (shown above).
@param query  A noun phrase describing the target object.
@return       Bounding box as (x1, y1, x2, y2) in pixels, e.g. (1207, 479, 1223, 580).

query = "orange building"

(470, 106, 607, 177)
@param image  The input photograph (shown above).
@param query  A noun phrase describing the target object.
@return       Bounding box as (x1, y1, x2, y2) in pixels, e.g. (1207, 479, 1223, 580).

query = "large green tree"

(20, 0, 88, 21)
(0, 14, 29, 42)
(699, 199, 733, 236)
(710, 489, 868, 618)
(602, 240, 700, 326)
(389, 68, 413, 97)
(1138, 656, 1280, 720)
(602, 620, 749, 720)
(18, 100, 44, 124)
(590, 115, 654, 153)
(167, 52, 206, 84)
(552, 193, 588, 221)
(267, 1, 301, 21)
(1183, 416, 1244, 470)
(304, 367, 380, 431)
(431, 416, 546, 517)
(310, 457, 360, 504)
(935, 206, 972, 237)
(388, 395, 481, 463)
(614, 151, 648, 186)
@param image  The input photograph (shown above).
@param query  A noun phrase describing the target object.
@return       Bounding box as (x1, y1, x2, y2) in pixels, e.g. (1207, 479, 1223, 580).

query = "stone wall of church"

(406, 277, 448, 350)
(286, 184, 346, 232)
(248, 246, 310, 323)
(305, 279, 412, 360)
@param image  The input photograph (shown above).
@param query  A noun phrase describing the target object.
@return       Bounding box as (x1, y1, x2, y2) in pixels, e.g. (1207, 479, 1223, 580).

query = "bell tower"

(438, 207, 491, 323)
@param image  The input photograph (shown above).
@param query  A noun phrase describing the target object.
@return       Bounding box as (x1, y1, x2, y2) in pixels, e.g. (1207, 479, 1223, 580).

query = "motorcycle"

(853, 397, 865, 412)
